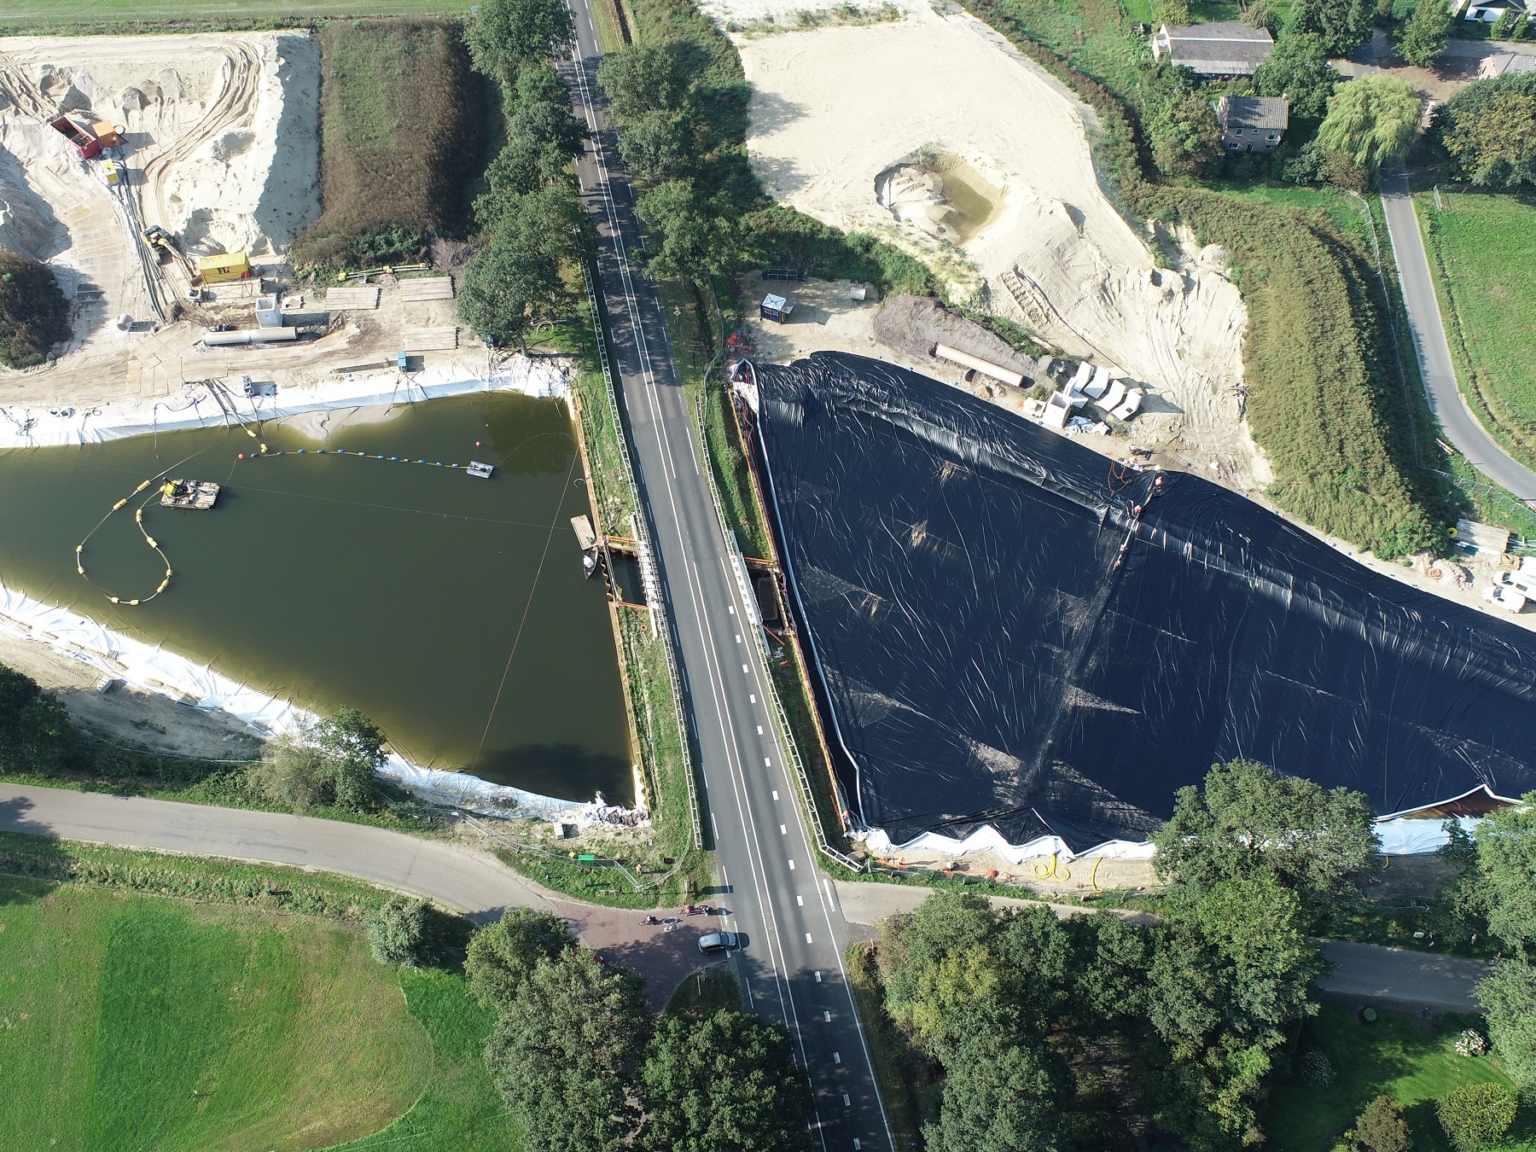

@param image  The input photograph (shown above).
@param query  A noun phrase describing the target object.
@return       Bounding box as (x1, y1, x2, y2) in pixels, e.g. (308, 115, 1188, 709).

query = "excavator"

(141, 226, 204, 301)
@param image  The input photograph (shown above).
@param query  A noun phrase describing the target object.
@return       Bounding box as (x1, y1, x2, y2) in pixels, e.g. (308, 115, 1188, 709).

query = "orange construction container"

(90, 120, 122, 148)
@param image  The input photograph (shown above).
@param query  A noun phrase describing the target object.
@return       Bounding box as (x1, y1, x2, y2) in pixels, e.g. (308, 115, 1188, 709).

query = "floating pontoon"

(160, 479, 219, 509)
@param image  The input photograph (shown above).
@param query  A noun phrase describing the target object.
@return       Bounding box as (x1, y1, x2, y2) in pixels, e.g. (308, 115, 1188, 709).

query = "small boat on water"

(160, 479, 219, 509)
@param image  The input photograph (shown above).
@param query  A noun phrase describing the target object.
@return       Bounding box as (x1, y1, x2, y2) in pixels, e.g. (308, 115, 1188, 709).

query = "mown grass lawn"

(1419, 190, 1536, 470)
(1267, 1005, 1535, 1152)
(0, 876, 432, 1150)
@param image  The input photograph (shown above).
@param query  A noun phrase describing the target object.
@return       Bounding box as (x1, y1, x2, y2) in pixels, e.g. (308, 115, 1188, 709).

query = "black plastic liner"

(747, 352, 1536, 849)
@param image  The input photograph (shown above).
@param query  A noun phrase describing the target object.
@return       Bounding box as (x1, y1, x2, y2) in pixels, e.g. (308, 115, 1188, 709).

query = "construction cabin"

(760, 293, 796, 324)
(1152, 23, 1274, 77)
(1217, 95, 1289, 153)
(198, 251, 252, 284)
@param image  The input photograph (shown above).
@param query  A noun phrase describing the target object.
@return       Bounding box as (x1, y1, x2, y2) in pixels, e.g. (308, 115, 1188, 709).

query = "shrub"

(0, 252, 70, 368)
(1456, 1028, 1489, 1057)
(1299, 1046, 1337, 1086)
(367, 894, 429, 965)
(1356, 1093, 1411, 1152)
(1436, 1082, 1518, 1151)
(252, 707, 387, 810)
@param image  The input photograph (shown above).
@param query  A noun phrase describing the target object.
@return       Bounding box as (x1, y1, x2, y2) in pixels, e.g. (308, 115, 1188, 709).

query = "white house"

(1462, 0, 1532, 23)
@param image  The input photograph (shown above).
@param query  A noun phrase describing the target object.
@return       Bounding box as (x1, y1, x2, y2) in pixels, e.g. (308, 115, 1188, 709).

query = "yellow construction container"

(102, 160, 121, 186)
(198, 252, 251, 284)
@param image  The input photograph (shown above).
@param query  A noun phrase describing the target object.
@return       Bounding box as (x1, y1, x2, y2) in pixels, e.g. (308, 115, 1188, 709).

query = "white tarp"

(860, 812, 1482, 864)
(857, 823, 1157, 865)
(0, 356, 567, 450)
(1375, 814, 1477, 856)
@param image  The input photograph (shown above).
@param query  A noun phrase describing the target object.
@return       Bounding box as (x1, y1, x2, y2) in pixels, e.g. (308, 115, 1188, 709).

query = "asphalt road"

(1316, 939, 1487, 1014)
(1379, 167, 1536, 500)
(0, 782, 555, 918)
(561, 8, 894, 1149)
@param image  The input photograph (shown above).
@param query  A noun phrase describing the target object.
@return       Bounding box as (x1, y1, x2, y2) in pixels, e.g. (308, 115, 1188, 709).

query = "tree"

(508, 100, 589, 168)
(466, 907, 573, 1010)
(597, 44, 687, 121)
(460, 184, 590, 349)
(620, 111, 692, 187)
(1489, 8, 1516, 39)
(313, 707, 387, 807)
(639, 1010, 816, 1151)
(368, 895, 429, 965)
(634, 179, 740, 284)
(1396, 0, 1453, 67)
(1477, 961, 1536, 1089)
(1246, 0, 1283, 35)
(1432, 73, 1536, 187)
(1435, 1082, 1518, 1152)
(0, 252, 71, 370)
(1356, 1094, 1411, 1152)
(1288, 0, 1376, 56)
(1473, 793, 1536, 954)
(1317, 76, 1422, 176)
(1254, 32, 1339, 119)
(466, 0, 576, 91)
(923, 1030, 1070, 1152)
(515, 60, 571, 108)
(253, 708, 386, 810)
(1148, 84, 1225, 177)
(1152, 759, 1379, 914)
(0, 662, 82, 776)
(486, 950, 651, 1152)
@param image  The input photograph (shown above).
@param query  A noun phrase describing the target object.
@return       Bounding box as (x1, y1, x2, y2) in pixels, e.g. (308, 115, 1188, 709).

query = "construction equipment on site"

(47, 115, 122, 158)
(160, 479, 220, 510)
(198, 251, 252, 284)
(50, 116, 102, 158)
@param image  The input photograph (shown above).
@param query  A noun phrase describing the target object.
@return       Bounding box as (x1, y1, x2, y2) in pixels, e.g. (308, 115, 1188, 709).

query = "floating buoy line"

(76, 432, 499, 607)
(74, 442, 227, 607)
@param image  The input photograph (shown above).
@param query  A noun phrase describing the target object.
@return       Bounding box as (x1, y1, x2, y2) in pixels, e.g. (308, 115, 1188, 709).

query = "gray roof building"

(1216, 95, 1290, 152)
(1152, 23, 1275, 76)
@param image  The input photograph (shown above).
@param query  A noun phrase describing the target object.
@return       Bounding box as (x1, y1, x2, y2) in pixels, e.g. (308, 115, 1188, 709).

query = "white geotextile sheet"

(860, 812, 1481, 864)
(0, 576, 631, 821)
(1375, 814, 1478, 856)
(0, 357, 568, 449)
(858, 823, 1157, 864)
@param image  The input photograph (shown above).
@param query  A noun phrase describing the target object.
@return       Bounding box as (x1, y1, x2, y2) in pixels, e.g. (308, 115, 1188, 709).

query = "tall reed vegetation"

(294, 19, 492, 269)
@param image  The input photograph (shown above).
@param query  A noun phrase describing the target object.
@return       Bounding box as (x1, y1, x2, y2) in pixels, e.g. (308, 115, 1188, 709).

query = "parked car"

(697, 931, 740, 955)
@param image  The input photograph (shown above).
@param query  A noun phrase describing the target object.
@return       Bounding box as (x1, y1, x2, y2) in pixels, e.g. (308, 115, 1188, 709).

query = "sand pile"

(0, 32, 320, 259)
(736, 2, 1259, 480)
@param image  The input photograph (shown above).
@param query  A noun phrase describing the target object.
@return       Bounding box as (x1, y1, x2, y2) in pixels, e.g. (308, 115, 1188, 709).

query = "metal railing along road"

(692, 387, 864, 875)
(581, 260, 702, 852)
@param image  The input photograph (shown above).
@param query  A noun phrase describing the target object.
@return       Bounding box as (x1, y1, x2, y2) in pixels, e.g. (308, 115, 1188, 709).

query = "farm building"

(1152, 23, 1274, 76)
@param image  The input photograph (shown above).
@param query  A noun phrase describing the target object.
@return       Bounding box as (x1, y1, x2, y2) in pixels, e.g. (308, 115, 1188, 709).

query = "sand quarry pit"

(0, 33, 321, 398)
(735, 1, 1265, 486)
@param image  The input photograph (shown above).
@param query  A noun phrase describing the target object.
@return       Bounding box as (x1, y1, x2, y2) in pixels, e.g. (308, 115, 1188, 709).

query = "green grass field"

(0, 1, 471, 30)
(1420, 191, 1536, 473)
(1267, 1005, 1532, 1152)
(0, 876, 431, 1150)
(336, 966, 524, 1152)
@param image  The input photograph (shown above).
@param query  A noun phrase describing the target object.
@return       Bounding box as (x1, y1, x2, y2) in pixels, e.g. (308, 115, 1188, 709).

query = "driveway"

(1317, 939, 1489, 1014)
(1379, 167, 1536, 499)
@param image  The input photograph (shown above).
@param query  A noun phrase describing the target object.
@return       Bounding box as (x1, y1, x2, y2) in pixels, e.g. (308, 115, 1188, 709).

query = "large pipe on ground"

(201, 328, 298, 347)
(933, 343, 1024, 388)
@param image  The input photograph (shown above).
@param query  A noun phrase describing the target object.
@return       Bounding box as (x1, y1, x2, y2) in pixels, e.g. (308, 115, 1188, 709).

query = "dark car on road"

(697, 931, 740, 954)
